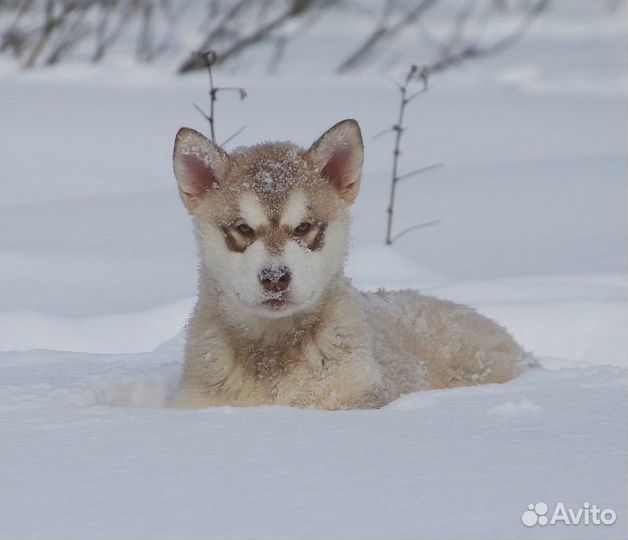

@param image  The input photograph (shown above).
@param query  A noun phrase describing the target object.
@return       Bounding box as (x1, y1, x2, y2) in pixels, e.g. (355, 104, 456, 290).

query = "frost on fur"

(171, 119, 535, 410)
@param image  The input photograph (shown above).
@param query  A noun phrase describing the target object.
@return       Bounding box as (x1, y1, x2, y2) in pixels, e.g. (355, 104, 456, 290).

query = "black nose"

(259, 265, 292, 292)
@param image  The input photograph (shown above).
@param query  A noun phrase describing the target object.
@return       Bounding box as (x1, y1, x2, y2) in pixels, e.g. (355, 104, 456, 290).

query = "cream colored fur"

(171, 119, 534, 410)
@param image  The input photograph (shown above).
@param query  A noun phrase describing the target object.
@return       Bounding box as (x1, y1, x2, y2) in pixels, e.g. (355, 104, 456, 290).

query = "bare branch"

(372, 126, 396, 140)
(193, 103, 211, 123)
(193, 50, 247, 143)
(337, 0, 438, 73)
(397, 163, 443, 182)
(4, 0, 550, 75)
(385, 64, 431, 245)
(178, 0, 324, 74)
(427, 0, 549, 74)
(221, 126, 246, 147)
(22, 0, 69, 69)
(405, 86, 429, 103)
(391, 220, 441, 244)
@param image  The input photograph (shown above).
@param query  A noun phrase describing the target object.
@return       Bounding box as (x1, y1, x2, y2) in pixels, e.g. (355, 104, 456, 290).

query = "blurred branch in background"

(337, 0, 549, 73)
(423, 0, 550, 75)
(0, 0, 552, 73)
(177, 0, 331, 74)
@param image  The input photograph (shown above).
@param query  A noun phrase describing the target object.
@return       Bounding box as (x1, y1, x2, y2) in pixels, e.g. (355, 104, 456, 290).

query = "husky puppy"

(172, 119, 533, 409)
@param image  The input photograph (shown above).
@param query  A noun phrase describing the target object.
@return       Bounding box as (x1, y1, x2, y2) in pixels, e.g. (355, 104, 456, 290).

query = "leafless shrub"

(192, 50, 247, 145)
(177, 0, 332, 74)
(421, 0, 550, 76)
(0, 0, 549, 73)
(336, 0, 438, 73)
(0, 0, 192, 68)
(379, 65, 442, 245)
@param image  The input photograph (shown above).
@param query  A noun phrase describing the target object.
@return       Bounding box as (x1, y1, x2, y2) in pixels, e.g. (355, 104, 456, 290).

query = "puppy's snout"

(259, 265, 292, 292)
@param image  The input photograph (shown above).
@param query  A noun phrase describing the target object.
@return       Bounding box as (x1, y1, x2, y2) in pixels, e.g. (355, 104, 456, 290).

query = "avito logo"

(522, 502, 616, 527)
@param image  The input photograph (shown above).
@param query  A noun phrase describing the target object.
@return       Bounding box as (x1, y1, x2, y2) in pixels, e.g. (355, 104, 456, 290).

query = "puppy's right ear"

(173, 128, 230, 212)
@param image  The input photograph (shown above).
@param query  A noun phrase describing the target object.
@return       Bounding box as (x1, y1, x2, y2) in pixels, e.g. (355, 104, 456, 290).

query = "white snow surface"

(0, 3, 626, 539)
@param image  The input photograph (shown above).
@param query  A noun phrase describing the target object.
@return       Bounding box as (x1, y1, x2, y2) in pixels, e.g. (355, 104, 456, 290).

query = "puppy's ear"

(304, 119, 364, 203)
(173, 128, 230, 212)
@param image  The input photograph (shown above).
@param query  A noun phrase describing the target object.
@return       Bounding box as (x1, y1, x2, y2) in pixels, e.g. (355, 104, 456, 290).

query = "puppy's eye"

(236, 223, 254, 236)
(294, 222, 312, 235)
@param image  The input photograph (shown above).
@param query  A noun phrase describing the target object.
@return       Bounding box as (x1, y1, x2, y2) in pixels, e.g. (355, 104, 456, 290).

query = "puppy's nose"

(259, 265, 292, 292)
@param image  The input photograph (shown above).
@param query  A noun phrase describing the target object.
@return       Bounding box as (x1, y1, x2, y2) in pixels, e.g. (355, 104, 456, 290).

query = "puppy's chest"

(239, 338, 309, 379)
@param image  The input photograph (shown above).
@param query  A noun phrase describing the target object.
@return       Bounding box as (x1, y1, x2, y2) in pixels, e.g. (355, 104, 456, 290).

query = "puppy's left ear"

(304, 119, 364, 203)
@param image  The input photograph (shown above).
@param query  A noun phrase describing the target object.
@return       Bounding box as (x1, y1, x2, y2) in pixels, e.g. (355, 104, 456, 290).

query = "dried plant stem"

(385, 86, 405, 244)
(385, 65, 429, 245)
(194, 51, 247, 143)
(206, 58, 217, 141)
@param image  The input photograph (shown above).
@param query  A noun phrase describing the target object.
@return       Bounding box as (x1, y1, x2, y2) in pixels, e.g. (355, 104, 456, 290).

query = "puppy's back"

(360, 289, 535, 396)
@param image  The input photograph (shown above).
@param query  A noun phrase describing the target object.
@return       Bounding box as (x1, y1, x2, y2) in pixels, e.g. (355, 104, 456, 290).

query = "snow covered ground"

(0, 2, 626, 538)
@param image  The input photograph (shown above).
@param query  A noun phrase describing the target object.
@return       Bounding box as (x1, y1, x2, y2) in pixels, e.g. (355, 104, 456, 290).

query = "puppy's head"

(173, 119, 363, 319)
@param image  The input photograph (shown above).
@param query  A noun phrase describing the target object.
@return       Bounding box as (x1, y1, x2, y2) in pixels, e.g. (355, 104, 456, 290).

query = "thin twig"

(391, 220, 441, 244)
(221, 126, 246, 147)
(372, 127, 396, 140)
(194, 50, 247, 143)
(193, 103, 211, 124)
(405, 86, 429, 103)
(385, 64, 431, 245)
(206, 54, 216, 140)
(397, 163, 443, 182)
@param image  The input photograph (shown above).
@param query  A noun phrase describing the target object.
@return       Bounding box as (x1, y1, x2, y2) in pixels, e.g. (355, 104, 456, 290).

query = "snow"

(0, 2, 626, 538)
(0, 346, 625, 539)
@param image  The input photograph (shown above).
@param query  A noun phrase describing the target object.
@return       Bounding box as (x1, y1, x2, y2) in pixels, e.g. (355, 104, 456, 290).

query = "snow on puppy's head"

(173, 119, 363, 319)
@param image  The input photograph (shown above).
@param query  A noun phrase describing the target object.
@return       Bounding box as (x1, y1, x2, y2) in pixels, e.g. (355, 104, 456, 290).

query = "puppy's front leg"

(298, 318, 385, 409)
